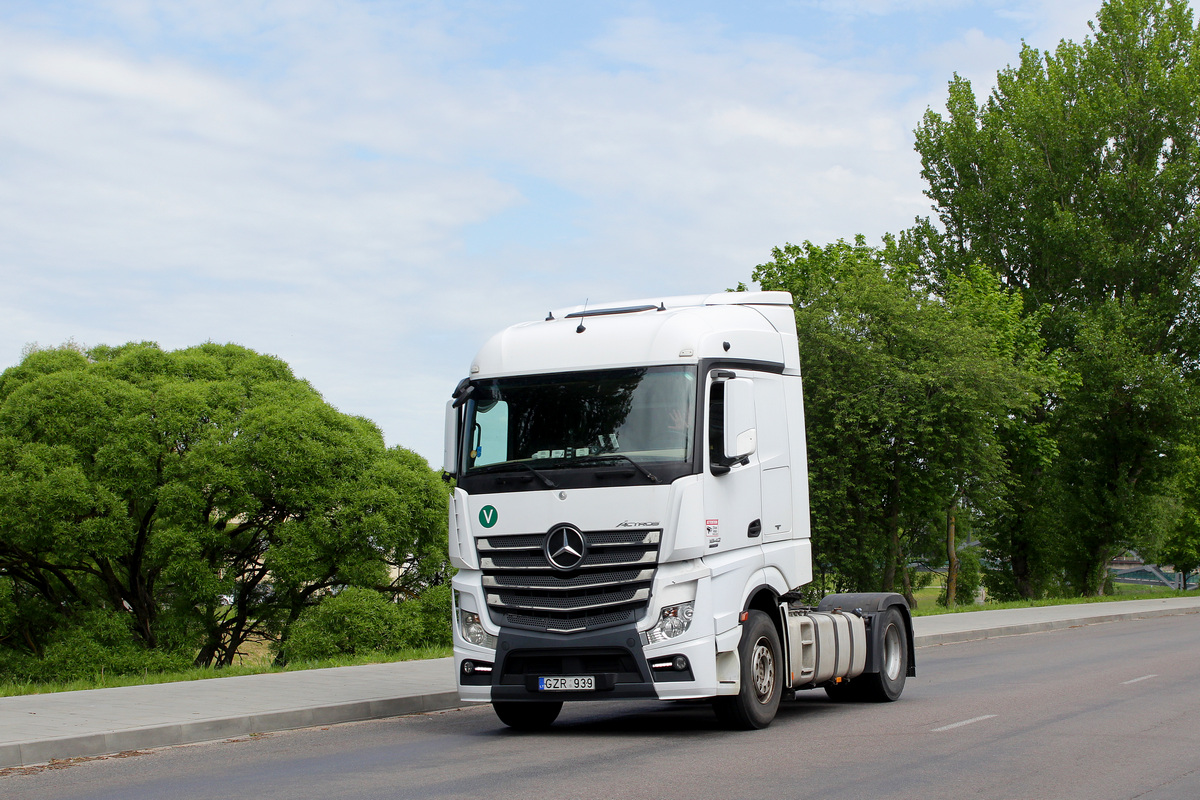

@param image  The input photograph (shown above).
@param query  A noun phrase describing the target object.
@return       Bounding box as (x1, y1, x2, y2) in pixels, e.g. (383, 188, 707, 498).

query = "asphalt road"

(5, 613, 1199, 800)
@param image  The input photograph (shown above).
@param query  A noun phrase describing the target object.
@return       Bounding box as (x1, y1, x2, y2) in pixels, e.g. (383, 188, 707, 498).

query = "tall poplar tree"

(915, 0, 1200, 594)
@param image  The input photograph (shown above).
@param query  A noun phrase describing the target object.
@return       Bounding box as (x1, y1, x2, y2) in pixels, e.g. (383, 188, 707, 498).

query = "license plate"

(538, 675, 595, 691)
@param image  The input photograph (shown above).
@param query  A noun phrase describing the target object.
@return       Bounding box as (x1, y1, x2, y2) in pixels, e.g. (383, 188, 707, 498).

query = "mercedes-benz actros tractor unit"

(443, 291, 914, 730)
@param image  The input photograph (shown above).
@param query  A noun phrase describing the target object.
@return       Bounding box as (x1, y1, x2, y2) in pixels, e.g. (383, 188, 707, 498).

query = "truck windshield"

(462, 366, 696, 475)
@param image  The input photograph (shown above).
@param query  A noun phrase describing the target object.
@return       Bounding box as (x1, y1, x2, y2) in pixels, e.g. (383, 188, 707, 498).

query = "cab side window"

(708, 379, 725, 466)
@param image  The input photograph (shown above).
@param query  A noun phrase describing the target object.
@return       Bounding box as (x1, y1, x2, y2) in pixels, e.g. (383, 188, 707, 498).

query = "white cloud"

(1, 11, 925, 461)
(916, 25, 1016, 108)
(996, 0, 1107, 46)
(6, 0, 1169, 464)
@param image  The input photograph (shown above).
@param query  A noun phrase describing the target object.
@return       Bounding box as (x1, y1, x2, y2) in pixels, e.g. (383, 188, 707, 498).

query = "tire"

(831, 606, 907, 703)
(713, 610, 783, 729)
(493, 700, 563, 730)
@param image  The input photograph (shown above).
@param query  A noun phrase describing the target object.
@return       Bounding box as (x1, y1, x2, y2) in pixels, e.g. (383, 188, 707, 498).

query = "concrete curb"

(1, 691, 466, 769)
(914, 604, 1200, 647)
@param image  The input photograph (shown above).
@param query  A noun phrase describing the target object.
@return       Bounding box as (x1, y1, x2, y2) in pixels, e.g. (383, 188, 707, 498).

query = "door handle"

(747, 519, 762, 538)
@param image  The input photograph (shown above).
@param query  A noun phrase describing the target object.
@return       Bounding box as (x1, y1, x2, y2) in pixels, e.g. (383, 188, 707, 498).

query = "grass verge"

(908, 584, 1194, 617)
(0, 646, 453, 698)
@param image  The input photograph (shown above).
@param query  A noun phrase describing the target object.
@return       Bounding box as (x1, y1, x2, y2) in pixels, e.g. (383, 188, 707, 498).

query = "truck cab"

(444, 292, 912, 729)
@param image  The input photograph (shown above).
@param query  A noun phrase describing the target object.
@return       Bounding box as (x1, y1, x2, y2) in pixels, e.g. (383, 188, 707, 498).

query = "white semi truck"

(443, 291, 914, 729)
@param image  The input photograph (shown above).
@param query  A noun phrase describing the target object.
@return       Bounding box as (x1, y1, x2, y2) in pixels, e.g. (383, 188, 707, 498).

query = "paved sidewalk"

(911, 595, 1200, 644)
(2, 596, 1198, 768)
(0, 658, 461, 769)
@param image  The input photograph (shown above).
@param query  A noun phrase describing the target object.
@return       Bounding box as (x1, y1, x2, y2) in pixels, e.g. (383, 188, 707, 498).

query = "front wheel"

(713, 610, 783, 729)
(493, 700, 562, 730)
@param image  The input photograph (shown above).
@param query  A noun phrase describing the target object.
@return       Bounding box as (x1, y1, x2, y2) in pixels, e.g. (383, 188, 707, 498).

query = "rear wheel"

(713, 610, 783, 729)
(493, 700, 562, 730)
(825, 606, 907, 703)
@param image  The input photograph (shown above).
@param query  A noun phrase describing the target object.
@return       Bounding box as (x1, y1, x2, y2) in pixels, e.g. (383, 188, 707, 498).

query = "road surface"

(4, 612, 1198, 800)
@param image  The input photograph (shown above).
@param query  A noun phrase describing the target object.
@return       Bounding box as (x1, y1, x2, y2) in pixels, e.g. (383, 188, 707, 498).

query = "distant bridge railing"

(1110, 564, 1196, 591)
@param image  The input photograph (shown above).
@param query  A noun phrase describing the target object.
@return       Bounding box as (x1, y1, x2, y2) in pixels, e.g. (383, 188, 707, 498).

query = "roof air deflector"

(565, 304, 660, 319)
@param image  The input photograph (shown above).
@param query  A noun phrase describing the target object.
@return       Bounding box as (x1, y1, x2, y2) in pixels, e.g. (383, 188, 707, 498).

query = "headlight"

(643, 601, 695, 644)
(458, 609, 497, 649)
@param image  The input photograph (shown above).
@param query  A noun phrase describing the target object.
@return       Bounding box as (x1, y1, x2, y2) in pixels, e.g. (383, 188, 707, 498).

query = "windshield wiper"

(468, 462, 557, 488)
(571, 454, 661, 484)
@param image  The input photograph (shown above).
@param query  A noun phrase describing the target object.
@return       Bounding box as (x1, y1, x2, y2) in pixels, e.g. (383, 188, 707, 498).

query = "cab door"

(753, 374, 793, 544)
(701, 370, 763, 558)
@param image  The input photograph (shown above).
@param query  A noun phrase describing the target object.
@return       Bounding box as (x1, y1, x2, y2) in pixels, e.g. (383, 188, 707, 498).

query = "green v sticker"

(479, 505, 498, 528)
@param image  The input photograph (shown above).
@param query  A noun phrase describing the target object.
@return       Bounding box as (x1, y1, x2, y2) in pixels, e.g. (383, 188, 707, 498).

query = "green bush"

(0, 578, 16, 641)
(939, 547, 983, 606)
(279, 586, 449, 663)
(0, 608, 191, 683)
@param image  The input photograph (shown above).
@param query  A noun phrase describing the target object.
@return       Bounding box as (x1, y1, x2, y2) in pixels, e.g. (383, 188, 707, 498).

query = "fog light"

(648, 654, 692, 678)
(462, 659, 492, 676)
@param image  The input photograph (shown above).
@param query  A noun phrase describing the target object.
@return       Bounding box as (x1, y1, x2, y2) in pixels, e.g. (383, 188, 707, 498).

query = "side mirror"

(722, 378, 757, 464)
(443, 400, 460, 477)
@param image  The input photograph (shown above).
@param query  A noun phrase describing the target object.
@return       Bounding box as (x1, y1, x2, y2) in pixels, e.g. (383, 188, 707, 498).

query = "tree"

(1159, 443, 1200, 588)
(0, 342, 450, 670)
(915, 0, 1200, 594)
(750, 234, 1048, 599)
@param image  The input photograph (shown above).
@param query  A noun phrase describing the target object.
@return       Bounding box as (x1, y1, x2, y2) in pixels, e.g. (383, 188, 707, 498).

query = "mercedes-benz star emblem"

(544, 525, 587, 571)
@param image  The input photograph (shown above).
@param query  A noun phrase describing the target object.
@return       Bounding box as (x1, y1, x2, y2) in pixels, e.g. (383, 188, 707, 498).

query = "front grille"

(478, 528, 661, 633)
(486, 569, 647, 589)
(492, 586, 645, 610)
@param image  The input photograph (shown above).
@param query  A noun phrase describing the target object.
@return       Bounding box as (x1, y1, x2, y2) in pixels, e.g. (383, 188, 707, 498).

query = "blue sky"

(0, 0, 1164, 465)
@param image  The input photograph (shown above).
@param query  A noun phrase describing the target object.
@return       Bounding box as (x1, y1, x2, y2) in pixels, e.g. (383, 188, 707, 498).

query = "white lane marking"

(1121, 674, 1157, 685)
(932, 715, 997, 732)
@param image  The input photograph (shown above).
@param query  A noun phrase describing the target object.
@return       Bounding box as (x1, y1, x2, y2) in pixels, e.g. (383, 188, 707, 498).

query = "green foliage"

(0, 609, 192, 683)
(278, 585, 450, 663)
(909, 584, 1191, 617)
(915, 0, 1200, 595)
(414, 584, 453, 647)
(1159, 443, 1200, 585)
(752, 234, 1050, 597)
(0, 578, 16, 645)
(0, 645, 455, 697)
(0, 341, 451, 677)
(939, 547, 982, 607)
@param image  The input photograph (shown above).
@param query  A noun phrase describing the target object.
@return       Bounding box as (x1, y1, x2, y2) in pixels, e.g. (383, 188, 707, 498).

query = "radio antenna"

(576, 298, 589, 333)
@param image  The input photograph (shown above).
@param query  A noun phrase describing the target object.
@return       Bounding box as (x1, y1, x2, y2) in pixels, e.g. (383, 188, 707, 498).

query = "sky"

(0, 0, 1161, 467)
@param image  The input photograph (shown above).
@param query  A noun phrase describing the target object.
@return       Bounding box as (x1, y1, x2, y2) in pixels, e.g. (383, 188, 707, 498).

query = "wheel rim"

(882, 622, 903, 681)
(751, 637, 775, 703)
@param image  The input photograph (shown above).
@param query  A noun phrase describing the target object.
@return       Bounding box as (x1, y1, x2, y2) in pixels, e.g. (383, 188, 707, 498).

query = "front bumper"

(455, 627, 722, 703)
